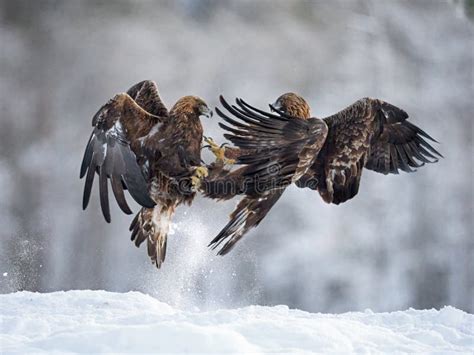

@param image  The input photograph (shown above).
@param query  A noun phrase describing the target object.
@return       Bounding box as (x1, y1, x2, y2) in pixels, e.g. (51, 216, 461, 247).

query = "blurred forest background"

(0, 0, 472, 313)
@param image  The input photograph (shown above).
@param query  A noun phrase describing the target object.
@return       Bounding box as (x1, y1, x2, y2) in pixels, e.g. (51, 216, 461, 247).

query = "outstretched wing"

(126, 80, 169, 118)
(314, 98, 442, 204)
(208, 96, 327, 255)
(217, 96, 327, 192)
(80, 86, 165, 222)
(364, 119, 442, 175)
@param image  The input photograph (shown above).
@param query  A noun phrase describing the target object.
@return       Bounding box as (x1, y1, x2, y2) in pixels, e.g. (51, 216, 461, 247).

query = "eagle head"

(271, 92, 311, 119)
(171, 96, 213, 119)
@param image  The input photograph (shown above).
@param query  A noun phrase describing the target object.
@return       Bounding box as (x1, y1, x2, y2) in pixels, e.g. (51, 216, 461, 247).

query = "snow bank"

(1, 291, 472, 353)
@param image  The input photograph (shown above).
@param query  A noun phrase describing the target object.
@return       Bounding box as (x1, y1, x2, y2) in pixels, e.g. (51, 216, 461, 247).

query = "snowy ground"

(0, 291, 472, 353)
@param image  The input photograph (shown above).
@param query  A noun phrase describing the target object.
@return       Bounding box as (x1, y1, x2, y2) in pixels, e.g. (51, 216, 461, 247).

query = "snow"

(1, 291, 472, 353)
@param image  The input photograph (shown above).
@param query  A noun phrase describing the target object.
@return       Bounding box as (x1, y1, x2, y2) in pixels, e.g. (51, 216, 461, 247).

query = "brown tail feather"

(130, 206, 174, 268)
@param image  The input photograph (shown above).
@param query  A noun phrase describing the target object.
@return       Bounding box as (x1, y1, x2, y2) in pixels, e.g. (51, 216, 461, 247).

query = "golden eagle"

(209, 93, 442, 254)
(80, 80, 211, 268)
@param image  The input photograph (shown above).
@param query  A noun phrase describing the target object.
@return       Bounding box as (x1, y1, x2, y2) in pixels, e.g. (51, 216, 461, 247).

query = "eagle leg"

(203, 136, 236, 165)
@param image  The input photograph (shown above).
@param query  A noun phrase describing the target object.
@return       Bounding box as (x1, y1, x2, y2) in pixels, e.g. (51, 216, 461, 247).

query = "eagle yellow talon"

(191, 176, 201, 189)
(194, 166, 209, 178)
(204, 137, 236, 165)
(191, 166, 209, 190)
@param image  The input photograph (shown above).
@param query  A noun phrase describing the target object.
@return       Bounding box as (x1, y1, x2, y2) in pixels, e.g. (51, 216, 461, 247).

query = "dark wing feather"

(313, 98, 441, 204)
(126, 80, 169, 118)
(365, 120, 442, 175)
(209, 190, 284, 255)
(207, 97, 327, 254)
(99, 165, 110, 222)
(111, 175, 132, 214)
(80, 91, 162, 222)
(216, 96, 327, 192)
(79, 131, 95, 179)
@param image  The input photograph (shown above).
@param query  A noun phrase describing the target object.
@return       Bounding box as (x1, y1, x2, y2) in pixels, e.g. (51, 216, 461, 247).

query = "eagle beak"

(270, 101, 281, 113)
(201, 106, 213, 119)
